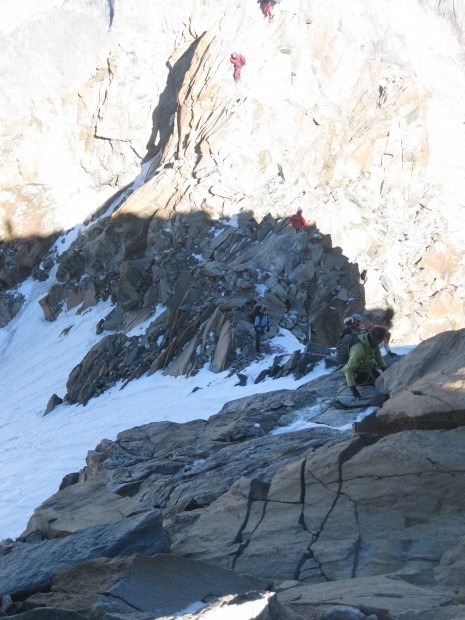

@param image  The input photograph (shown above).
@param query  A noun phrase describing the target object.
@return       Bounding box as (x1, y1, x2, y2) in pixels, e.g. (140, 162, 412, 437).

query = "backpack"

(335, 331, 361, 365)
(249, 305, 261, 323)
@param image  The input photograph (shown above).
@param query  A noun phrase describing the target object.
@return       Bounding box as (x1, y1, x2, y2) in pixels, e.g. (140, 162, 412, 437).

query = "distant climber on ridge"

(289, 208, 318, 236)
(344, 325, 387, 399)
(260, 1, 274, 21)
(290, 207, 307, 232)
(230, 52, 246, 83)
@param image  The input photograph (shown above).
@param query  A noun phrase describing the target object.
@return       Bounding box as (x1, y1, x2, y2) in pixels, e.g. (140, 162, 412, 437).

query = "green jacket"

(343, 332, 386, 387)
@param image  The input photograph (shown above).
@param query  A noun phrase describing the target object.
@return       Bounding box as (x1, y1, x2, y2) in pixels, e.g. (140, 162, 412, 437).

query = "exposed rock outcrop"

(3, 331, 465, 618)
(53, 215, 363, 404)
(355, 328, 465, 434)
(0, 511, 169, 598)
(16, 555, 272, 620)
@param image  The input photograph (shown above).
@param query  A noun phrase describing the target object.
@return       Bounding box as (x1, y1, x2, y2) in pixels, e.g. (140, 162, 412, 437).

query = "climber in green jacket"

(344, 325, 387, 398)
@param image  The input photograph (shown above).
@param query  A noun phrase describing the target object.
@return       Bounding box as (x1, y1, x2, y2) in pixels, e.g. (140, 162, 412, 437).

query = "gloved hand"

(387, 351, 395, 358)
(380, 366, 387, 372)
(350, 386, 361, 398)
(371, 367, 381, 379)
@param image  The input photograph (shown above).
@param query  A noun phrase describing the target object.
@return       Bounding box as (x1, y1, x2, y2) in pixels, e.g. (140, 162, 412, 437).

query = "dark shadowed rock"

(44, 394, 63, 415)
(21, 555, 289, 620)
(58, 472, 79, 491)
(66, 333, 132, 404)
(0, 511, 169, 598)
(65, 279, 97, 313)
(102, 304, 125, 331)
(46, 210, 364, 398)
(38, 284, 65, 322)
(0, 291, 24, 328)
(8, 610, 87, 619)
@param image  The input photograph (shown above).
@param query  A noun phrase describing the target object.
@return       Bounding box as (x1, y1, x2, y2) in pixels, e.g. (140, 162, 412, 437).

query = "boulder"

(44, 394, 63, 416)
(0, 511, 169, 598)
(65, 279, 97, 312)
(19, 554, 269, 619)
(38, 284, 65, 322)
(20, 480, 146, 540)
(276, 575, 455, 619)
(356, 329, 465, 434)
(66, 333, 132, 404)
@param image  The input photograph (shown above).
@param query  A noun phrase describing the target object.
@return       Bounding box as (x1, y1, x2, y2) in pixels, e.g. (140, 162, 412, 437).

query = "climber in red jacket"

(262, 2, 274, 21)
(289, 207, 319, 237)
(230, 52, 246, 83)
(290, 208, 307, 232)
(258, 0, 274, 22)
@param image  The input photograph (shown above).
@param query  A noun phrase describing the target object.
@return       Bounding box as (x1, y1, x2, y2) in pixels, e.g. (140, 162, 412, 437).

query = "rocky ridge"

(1, 0, 465, 344)
(1, 330, 465, 619)
(42, 210, 369, 406)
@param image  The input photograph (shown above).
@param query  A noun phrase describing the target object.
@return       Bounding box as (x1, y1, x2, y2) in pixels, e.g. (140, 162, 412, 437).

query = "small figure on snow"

(254, 305, 270, 353)
(230, 52, 246, 83)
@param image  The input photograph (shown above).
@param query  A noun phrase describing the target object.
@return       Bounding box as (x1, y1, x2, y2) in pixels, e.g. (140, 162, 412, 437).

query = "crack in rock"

(229, 480, 270, 570)
(295, 435, 380, 581)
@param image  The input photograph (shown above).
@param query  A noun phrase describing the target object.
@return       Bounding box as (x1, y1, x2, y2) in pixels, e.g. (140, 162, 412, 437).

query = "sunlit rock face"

(0, 0, 186, 237)
(2, 0, 465, 342)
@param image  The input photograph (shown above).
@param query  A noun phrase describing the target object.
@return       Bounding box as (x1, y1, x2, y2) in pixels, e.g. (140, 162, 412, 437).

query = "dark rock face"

(21, 555, 269, 619)
(0, 291, 24, 328)
(44, 394, 63, 415)
(0, 511, 168, 598)
(40, 210, 364, 404)
(0, 236, 57, 301)
(66, 333, 135, 404)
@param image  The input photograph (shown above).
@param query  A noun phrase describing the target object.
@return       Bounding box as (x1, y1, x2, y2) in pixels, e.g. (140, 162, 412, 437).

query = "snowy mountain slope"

(1, 0, 465, 542)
